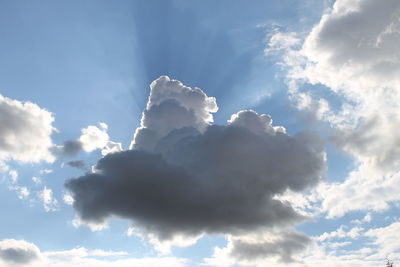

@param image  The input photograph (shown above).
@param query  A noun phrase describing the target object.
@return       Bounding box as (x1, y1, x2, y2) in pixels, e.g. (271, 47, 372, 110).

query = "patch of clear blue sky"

(0, 0, 347, 262)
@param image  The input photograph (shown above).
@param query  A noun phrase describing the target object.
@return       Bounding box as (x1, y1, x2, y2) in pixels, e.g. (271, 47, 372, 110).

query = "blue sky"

(1, 0, 400, 266)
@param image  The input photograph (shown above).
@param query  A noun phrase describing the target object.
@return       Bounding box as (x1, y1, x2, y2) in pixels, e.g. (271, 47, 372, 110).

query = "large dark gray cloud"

(0, 239, 40, 265)
(66, 76, 325, 260)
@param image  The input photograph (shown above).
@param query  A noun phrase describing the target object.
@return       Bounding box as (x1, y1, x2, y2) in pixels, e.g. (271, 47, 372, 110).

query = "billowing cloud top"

(66, 76, 325, 245)
(131, 76, 218, 151)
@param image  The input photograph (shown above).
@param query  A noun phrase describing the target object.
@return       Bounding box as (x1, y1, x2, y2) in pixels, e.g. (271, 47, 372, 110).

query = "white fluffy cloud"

(0, 94, 55, 163)
(366, 221, 400, 258)
(269, 0, 400, 217)
(79, 124, 110, 152)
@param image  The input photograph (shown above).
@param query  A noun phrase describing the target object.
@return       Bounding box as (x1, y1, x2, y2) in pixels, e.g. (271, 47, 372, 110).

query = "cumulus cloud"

(79, 124, 109, 152)
(53, 124, 122, 158)
(0, 239, 40, 265)
(268, 0, 400, 217)
(0, 94, 55, 163)
(66, 76, 325, 259)
(131, 75, 218, 151)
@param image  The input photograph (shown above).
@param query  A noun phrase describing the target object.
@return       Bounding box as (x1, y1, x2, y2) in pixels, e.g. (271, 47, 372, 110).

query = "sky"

(0, 0, 400, 266)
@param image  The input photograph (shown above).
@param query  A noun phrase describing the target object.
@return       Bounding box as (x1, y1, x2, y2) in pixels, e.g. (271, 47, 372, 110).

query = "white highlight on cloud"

(0, 94, 55, 163)
(38, 187, 58, 212)
(228, 109, 286, 135)
(101, 141, 123, 156)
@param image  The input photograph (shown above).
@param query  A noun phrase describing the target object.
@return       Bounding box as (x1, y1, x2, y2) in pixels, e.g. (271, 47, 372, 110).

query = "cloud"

(38, 187, 58, 212)
(10, 186, 30, 200)
(0, 239, 186, 267)
(223, 230, 311, 264)
(101, 141, 123, 156)
(32, 176, 42, 185)
(317, 225, 364, 242)
(206, 219, 400, 267)
(0, 239, 40, 265)
(317, 164, 400, 218)
(66, 76, 325, 258)
(53, 124, 122, 158)
(8, 170, 18, 184)
(365, 221, 400, 257)
(66, 160, 86, 170)
(268, 0, 400, 217)
(131, 75, 218, 151)
(54, 140, 83, 157)
(39, 169, 53, 175)
(62, 193, 74, 206)
(79, 124, 109, 152)
(0, 94, 55, 163)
